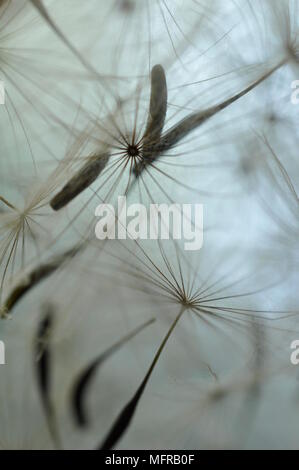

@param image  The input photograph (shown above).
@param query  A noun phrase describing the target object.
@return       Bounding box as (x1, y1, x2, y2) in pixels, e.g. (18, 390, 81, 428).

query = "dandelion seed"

(50, 60, 260, 218)
(142, 64, 167, 159)
(50, 152, 109, 211)
(29, 0, 106, 83)
(250, 135, 299, 256)
(88, 234, 298, 448)
(0, 0, 76, 152)
(50, 64, 167, 211)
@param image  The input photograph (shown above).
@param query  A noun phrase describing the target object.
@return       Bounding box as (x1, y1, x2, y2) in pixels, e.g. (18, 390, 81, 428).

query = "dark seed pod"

(134, 64, 167, 177)
(50, 153, 109, 211)
(34, 305, 61, 448)
(99, 308, 184, 450)
(30, 0, 107, 83)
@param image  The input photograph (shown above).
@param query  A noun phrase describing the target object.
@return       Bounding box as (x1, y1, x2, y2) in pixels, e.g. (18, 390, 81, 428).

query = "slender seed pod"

(50, 153, 109, 211)
(142, 64, 168, 158)
(99, 308, 185, 450)
(1, 245, 83, 316)
(30, 0, 107, 83)
(34, 305, 61, 448)
(71, 318, 155, 427)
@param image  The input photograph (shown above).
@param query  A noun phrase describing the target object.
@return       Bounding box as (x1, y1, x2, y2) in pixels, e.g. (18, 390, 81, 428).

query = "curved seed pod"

(142, 64, 168, 155)
(50, 153, 109, 211)
(134, 59, 286, 178)
(1, 244, 83, 316)
(34, 305, 61, 448)
(71, 318, 155, 427)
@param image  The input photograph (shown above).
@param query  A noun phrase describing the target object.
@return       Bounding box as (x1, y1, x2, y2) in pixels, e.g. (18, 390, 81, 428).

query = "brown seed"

(50, 153, 109, 211)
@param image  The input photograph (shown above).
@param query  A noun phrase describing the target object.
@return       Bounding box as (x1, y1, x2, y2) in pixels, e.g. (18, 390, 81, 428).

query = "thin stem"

(141, 305, 185, 386)
(30, 0, 107, 84)
(0, 196, 17, 211)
